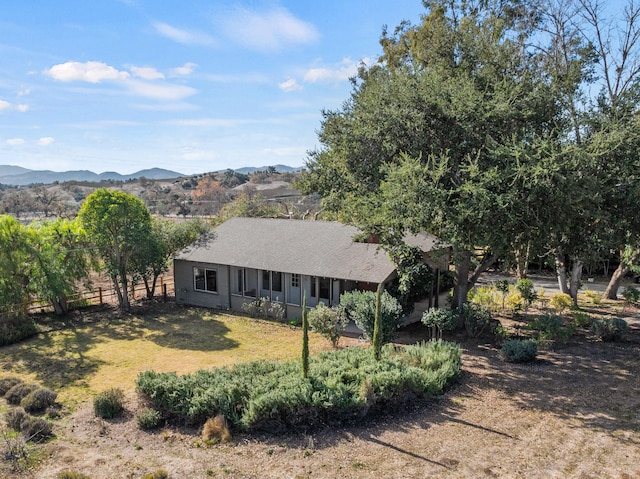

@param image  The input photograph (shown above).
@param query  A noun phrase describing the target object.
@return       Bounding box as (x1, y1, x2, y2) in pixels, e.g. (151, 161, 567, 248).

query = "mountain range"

(0, 164, 300, 186)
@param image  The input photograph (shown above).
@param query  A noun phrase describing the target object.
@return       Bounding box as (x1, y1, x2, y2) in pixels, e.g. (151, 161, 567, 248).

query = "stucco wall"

(174, 260, 231, 310)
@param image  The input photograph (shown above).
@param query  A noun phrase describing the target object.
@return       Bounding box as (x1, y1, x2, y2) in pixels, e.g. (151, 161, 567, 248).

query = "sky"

(0, 0, 428, 176)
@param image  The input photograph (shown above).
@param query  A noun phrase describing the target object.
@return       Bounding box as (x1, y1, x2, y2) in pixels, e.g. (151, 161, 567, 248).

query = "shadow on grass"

(0, 303, 240, 391)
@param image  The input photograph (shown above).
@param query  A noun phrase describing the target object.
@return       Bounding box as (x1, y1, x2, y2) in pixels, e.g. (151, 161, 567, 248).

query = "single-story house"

(173, 217, 449, 319)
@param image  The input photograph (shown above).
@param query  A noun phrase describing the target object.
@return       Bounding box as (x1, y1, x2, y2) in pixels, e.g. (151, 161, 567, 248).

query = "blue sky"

(0, 0, 427, 175)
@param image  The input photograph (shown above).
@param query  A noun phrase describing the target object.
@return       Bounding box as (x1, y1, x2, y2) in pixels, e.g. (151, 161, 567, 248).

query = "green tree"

(132, 217, 209, 299)
(26, 218, 92, 315)
(300, 0, 558, 309)
(301, 292, 309, 378)
(338, 289, 402, 344)
(78, 189, 152, 312)
(0, 215, 37, 344)
(372, 283, 383, 361)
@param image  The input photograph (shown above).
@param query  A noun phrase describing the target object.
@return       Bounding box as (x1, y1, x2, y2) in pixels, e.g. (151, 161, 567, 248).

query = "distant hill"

(0, 166, 184, 186)
(232, 164, 302, 175)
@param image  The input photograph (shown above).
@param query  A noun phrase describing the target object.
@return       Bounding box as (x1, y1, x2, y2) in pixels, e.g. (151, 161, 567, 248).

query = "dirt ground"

(7, 310, 640, 479)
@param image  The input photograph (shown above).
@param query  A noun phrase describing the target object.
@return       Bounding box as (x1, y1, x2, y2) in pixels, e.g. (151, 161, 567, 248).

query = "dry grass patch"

(0, 304, 331, 407)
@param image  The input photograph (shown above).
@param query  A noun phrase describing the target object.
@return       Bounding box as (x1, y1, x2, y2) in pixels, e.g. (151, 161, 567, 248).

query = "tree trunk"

(604, 248, 640, 299)
(452, 250, 471, 312)
(555, 248, 570, 294)
(569, 258, 583, 306)
(515, 241, 531, 279)
(51, 295, 69, 315)
(604, 262, 627, 300)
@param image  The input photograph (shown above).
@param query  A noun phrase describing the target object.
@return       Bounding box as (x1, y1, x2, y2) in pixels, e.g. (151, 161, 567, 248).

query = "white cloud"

(170, 62, 197, 76)
(304, 57, 364, 83)
(17, 104, 29, 112)
(17, 88, 30, 96)
(6, 138, 25, 145)
(0, 100, 11, 111)
(46, 61, 130, 83)
(221, 6, 318, 52)
(130, 66, 165, 80)
(279, 78, 303, 92)
(38, 137, 55, 146)
(125, 79, 197, 101)
(154, 22, 217, 47)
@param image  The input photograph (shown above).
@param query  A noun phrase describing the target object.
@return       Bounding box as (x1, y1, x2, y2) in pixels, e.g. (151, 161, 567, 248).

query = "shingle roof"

(175, 218, 404, 283)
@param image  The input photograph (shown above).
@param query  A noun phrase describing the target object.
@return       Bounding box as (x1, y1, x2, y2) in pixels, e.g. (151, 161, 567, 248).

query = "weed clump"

(21, 387, 58, 413)
(56, 472, 92, 479)
(202, 415, 232, 444)
(4, 383, 39, 406)
(140, 470, 170, 479)
(20, 416, 53, 442)
(136, 408, 162, 430)
(5, 407, 28, 431)
(0, 376, 24, 396)
(93, 388, 125, 419)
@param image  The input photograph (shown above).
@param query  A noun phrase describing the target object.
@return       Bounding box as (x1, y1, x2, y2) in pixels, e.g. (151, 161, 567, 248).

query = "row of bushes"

(136, 340, 462, 431)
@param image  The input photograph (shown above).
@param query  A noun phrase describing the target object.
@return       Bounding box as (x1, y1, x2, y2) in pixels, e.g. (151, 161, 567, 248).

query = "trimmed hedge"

(136, 341, 461, 431)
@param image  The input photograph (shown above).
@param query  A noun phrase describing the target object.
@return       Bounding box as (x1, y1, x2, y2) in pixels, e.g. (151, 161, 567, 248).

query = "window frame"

(193, 267, 218, 293)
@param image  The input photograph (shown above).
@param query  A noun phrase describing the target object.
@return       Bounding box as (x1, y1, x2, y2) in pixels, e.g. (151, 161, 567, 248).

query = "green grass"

(0, 307, 331, 407)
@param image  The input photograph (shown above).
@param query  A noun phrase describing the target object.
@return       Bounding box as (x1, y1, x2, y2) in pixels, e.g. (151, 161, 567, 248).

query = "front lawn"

(0, 304, 333, 406)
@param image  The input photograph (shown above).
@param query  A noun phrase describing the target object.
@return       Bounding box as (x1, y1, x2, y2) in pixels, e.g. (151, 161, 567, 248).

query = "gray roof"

(175, 217, 441, 284)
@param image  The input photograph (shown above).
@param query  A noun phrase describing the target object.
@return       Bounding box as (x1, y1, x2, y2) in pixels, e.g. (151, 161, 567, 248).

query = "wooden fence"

(22, 275, 175, 314)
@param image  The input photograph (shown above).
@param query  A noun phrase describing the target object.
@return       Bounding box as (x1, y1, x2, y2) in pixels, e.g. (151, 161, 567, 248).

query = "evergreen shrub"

(136, 341, 461, 432)
(500, 339, 538, 363)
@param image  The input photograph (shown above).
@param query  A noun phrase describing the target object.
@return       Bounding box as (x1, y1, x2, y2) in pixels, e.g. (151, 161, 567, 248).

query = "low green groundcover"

(136, 340, 461, 431)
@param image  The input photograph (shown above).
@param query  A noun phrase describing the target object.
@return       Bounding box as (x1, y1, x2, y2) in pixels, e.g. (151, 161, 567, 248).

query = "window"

(194, 267, 217, 293)
(291, 274, 300, 288)
(272, 272, 282, 292)
(319, 277, 330, 300)
(262, 270, 270, 290)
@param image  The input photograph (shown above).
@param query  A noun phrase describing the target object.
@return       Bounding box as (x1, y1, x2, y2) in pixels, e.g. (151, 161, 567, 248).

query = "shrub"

(56, 473, 92, 479)
(136, 408, 162, 430)
(0, 314, 38, 347)
(136, 341, 462, 431)
(461, 303, 493, 337)
(21, 387, 58, 413)
(467, 286, 500, 311)
(515, 279, 537, 309)
(529, 313, 574, 342)
(5, 407, 28, 431)
(550, 293, 573, 313)
(584, 289, 603, 305)
(0, 376, 24, 396)
(500, 339, 538, 363)
(421, 308, 457, 339)
(93, 388, 125, 419)
(242, 297, 285, 320)
(622, 286, 640, 304)
(308, 303, 345, 348)
(20, 416, 53, 442)
(505, 291, 523, 315)
(338, 290, 403, 343)
(591, 318, 628, 341)
(571, 311, 592, 328)
(4, 383, 39, 406)
(202, 415, 231, 444)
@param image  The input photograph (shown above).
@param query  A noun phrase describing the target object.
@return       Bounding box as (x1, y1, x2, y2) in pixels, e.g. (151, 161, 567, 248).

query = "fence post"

(163, 283, 167, 302)
(99, 287, 103, 305)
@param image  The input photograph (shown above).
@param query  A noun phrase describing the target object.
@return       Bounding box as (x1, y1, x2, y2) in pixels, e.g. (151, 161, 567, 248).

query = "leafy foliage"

(4, 383, 39, 406)
(20, 387, 58, 413)
(550, 293, 573, 313)
(307, 303, 346, 348)
(19, 416, 53, 442)
(421, 308, 457, 339)
(591, 318, 628, 341)
(93, 388, 125, 419)
(337, 290, 402, 343)
(500, 339, 538, 363)
(515, 279, 537, 310)
(136, 408, 162, 430)
(136, 341, 461, 431)
(528, 313, 574, 342)
(460, 303, 494, 338)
